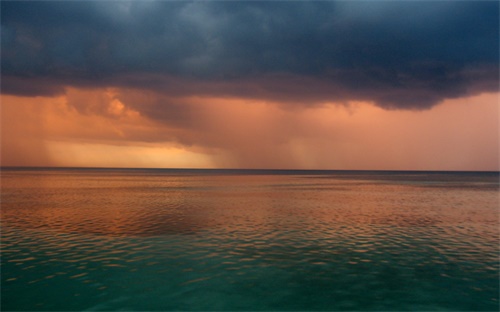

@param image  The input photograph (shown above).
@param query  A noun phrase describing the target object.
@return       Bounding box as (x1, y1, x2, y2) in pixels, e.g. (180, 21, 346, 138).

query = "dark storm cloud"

(1, 0, 498, 109)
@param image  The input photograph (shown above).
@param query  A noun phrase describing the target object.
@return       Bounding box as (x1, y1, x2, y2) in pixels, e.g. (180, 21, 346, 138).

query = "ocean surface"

(1, 168, 499, 311)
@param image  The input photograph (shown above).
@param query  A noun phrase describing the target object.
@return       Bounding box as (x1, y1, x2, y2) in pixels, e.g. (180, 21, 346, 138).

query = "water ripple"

(1, 170, 498, 311)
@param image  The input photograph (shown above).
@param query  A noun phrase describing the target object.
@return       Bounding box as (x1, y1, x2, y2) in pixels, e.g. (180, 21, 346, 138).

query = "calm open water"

(1, 169, 498, 311)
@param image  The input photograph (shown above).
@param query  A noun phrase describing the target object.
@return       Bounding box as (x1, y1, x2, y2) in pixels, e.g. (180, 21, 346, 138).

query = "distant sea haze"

(1, 168, 498, 310)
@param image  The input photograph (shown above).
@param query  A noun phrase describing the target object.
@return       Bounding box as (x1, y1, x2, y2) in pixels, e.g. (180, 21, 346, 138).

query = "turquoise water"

(1, 169, 499, 311)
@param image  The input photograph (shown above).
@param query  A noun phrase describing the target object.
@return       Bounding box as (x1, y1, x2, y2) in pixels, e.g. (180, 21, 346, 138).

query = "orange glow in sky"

(1, 88, 498, 170)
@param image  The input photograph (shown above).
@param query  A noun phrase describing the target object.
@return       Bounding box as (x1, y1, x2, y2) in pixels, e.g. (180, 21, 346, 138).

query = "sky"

(1, 0, 499, 170)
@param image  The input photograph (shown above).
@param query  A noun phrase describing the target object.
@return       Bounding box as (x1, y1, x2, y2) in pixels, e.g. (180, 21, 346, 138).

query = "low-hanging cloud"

(1, 0, 498, 110)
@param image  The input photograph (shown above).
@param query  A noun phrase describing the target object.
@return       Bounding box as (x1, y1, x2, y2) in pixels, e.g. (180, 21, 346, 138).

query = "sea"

(1, 168, 498, 311)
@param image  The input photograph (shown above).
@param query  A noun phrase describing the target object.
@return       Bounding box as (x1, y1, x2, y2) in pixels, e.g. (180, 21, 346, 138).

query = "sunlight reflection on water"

(1, 169, 499, 311)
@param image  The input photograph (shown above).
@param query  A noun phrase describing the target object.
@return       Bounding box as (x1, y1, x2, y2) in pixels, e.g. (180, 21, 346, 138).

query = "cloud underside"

(2, 91, 498, 170)
(1, 1, 498, 110)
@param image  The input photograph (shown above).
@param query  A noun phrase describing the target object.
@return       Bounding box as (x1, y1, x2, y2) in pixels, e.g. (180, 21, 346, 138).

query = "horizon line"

(1, 166, 498, 174)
